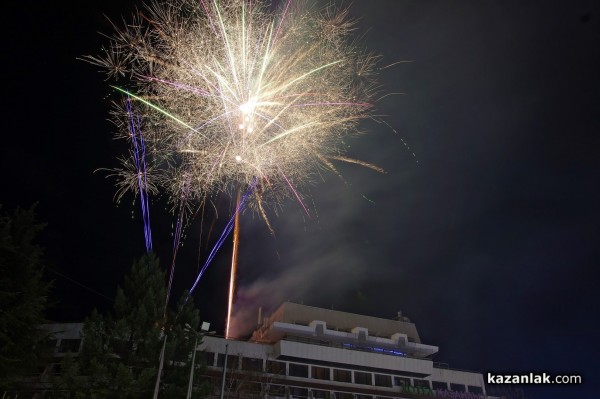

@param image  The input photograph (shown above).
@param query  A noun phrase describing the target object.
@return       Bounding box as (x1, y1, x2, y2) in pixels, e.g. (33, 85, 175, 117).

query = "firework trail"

(87, 0, 381, 333)
(226, 190, 242, 338)
(125, 97, 153, 253)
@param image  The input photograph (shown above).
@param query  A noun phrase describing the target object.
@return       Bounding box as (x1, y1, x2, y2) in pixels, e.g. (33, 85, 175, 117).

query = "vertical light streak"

(125, 97, 153, 253)
(226, 190, 241, 339)
(164, 180, 189, 318)
(213, 0, 240, 90)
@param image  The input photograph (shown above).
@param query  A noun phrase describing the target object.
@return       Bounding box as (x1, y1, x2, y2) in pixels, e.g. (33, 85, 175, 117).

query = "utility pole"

(219, 343, 229, 399)
(186, 334, 199, 399)
(185, 322, 211, 399)
(153, 333, 168, 399)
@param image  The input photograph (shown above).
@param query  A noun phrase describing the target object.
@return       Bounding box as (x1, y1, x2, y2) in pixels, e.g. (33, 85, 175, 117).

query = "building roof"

(250, 302, 437, 358)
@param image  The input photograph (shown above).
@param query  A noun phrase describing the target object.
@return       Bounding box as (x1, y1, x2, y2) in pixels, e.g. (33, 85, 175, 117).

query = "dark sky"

(2, 1, 599, 398)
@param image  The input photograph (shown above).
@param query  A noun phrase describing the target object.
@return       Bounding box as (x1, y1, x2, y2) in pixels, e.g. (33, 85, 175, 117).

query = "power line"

(43, 264, 114, 303)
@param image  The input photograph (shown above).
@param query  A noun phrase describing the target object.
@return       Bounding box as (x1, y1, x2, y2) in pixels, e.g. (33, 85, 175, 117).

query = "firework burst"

(86, 0, 380, 219)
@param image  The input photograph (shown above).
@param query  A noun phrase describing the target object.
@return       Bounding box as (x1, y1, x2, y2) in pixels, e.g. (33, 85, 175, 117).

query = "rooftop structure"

(250, 302, 438, 358)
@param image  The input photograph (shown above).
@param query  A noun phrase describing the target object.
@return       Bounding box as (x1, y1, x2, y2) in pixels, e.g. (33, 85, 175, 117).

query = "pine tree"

(60, 253, 207, 398)
(0, 205, 52, 391)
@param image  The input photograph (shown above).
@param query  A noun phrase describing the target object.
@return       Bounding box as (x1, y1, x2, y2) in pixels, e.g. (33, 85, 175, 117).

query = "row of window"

(202, 352, 483, 394)
(45, 338, 82, 354)
(264, 385, 486, 399)
(228, 383, 485, 399)
(264, 384, 400, 399)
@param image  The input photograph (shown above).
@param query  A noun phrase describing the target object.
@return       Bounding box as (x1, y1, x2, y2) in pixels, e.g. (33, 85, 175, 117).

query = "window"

(312, 390, 330, 399)
(44, 337, 58, 352)
(217, 353, 225, 367)
(374, 374, 392, 387)
(289, 363, 309, 378)
(35, 365, 47, 376)
(242, 357, 263, 372)
(355, 395, 373, 399)
(393, 376, 411, 387)
(269, 385, 286, 396)
(432, 381, 448, 390)
(334, 392, 353, 399)
(354, 371, 372, 385)
(414, 379, 430, 389)
(267, 360, 286, 375)
(199, 351, 215, 366)
(242, 382, 262, 393)
(468, 385, 484, 394)
(450, 383, 466, 392)
(51, 363, 62, 376)
(58, 339, 81, 353)
(217, 354, 238, 369)
(311, 366, 330, 380)
(333, 368, 352, 383)
(290, 387, 309, 398)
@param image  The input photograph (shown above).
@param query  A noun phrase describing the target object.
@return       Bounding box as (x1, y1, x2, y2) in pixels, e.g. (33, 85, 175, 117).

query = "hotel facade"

(199, 302, 494, 399)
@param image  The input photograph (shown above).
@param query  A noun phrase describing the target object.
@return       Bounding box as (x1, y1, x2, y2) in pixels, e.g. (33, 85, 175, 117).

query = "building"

(199, 302, 493, 399)
(1, 323, 84, 399)
(39, 323, 84, 388)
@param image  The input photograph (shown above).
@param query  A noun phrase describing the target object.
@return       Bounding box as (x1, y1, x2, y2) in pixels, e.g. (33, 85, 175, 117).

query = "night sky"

(2, 1, 599, 398)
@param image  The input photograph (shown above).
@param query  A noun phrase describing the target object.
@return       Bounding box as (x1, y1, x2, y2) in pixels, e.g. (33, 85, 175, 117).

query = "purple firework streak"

(126, 97, 153, 253)
(185, 178, 258, 303)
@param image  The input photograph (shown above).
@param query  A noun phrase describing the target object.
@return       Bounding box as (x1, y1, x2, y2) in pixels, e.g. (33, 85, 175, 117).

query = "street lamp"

(185, 322, 212, 399)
